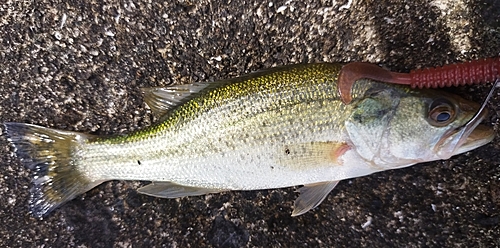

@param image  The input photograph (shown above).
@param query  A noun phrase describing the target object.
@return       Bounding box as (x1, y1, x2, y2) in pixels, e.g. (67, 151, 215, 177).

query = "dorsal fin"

(141, 82, 210, 117)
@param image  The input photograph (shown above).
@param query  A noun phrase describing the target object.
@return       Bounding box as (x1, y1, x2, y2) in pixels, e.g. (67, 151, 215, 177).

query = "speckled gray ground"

(0, 0, 499, 247)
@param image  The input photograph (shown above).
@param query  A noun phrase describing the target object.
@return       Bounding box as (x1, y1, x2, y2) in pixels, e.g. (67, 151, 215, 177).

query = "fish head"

(345, 82, 495, 169)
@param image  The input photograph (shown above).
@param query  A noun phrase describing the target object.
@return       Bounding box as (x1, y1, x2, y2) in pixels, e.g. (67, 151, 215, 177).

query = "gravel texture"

(0, 0, 499, 247)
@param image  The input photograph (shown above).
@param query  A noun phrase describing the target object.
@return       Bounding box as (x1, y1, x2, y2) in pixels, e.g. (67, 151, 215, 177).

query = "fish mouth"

(435, 108, 494, 159)
(454, 124, 495, 154)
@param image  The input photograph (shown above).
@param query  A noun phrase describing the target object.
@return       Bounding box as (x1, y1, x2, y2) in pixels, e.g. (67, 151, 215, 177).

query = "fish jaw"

(437, 124, 495, 158)
(457, 124, 495, 153)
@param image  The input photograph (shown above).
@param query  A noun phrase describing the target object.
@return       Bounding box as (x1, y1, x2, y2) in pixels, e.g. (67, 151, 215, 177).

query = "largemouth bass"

(4, 63, 495, 218)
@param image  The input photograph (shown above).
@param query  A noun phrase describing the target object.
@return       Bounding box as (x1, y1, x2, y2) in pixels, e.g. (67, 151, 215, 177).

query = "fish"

(3, 63, 495, 218)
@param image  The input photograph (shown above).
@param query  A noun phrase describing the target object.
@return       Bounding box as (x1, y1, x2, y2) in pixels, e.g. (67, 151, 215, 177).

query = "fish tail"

(4, 122, 101, 218)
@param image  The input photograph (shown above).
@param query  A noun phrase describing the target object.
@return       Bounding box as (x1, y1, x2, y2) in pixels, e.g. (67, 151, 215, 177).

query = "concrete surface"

(0, 0, 499, 247)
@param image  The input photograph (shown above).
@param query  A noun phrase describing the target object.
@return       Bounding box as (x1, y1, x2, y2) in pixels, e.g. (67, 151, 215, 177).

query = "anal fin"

(291, 181, 339, 216)
(137, 182, 224, 198)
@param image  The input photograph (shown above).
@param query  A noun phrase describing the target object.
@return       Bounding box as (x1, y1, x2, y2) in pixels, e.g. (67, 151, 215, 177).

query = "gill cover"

(345, 87, 400, 163)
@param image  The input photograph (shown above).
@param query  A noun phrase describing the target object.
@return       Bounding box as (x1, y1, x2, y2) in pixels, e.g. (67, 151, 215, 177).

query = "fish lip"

(435, 109, 493, 159)
(455, 124, 495, 154)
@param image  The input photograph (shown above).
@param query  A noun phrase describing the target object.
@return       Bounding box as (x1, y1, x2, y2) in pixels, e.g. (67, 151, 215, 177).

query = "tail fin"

(4, 122, 101, 218)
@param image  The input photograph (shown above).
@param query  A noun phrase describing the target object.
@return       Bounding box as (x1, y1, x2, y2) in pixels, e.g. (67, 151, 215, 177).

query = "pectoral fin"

(291, 181, 339, 216)
(278, 142, 351, 170)
(137, 182, 224, 198)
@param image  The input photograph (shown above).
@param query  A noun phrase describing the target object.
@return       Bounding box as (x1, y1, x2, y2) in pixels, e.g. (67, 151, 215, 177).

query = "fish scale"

(81, 85, 347, 184)
(3, 63, 494, 217)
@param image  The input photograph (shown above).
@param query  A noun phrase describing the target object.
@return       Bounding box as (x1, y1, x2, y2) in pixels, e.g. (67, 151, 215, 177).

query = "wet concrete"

(0, 0, 499, 247)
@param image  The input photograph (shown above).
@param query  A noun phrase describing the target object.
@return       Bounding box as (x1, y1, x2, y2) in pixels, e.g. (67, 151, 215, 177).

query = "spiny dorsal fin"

(141, 82, 211, 117)
(292, 181, 339, 216)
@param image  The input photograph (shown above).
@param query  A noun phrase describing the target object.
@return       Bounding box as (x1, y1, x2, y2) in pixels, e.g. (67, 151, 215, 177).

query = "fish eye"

(428, 98, 456, 127)
(436, 112, 451, 122)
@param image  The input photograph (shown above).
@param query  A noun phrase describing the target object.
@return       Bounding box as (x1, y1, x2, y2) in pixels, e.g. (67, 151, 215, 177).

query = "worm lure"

(338, 57, 500, 104)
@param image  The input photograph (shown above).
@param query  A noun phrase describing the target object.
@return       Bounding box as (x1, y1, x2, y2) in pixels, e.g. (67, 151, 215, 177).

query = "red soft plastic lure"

(338, 57, 500, 104)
